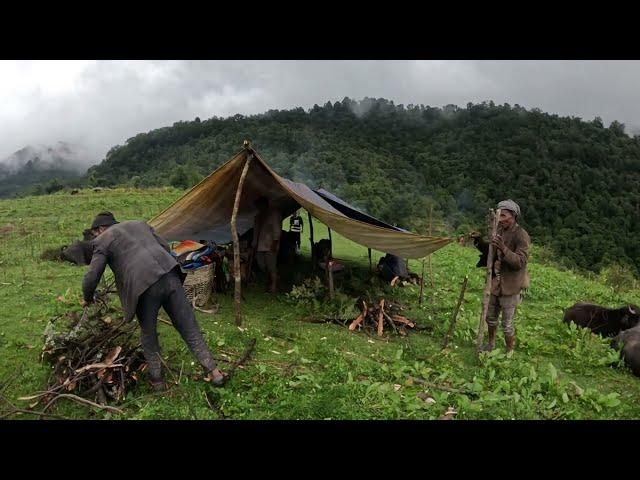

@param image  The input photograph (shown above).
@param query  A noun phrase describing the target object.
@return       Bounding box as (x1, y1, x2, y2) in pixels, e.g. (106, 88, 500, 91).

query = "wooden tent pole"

(231, 151, 253, 326)
(328, 227, 333, 257)
(308, 211, 314, 247)
(368, 248, 372, 272)
(475, 208, 501, 353)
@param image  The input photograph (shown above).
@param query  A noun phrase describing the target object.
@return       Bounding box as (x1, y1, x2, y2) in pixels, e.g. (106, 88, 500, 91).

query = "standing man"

(289, 209, 304, 254)
(252, 197, 282, 293)
(82, 211, 227, 392)
(471, 200, 530, 353)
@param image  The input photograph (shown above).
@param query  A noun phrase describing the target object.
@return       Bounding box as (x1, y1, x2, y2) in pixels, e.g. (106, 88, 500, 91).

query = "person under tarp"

(288, 209, 304, 253)
(251, 196, 282, 293)
(377, 253, 410, 285)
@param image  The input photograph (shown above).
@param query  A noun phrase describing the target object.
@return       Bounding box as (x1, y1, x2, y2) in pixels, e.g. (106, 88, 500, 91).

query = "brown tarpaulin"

(149, 147, 453, 259)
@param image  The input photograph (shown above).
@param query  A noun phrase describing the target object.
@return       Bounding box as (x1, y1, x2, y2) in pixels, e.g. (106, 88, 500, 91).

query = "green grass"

(1, 187, 640, 419)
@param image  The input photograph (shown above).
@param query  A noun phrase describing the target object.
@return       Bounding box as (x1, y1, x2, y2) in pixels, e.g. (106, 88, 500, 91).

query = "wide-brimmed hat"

(90, 211, 119, 230)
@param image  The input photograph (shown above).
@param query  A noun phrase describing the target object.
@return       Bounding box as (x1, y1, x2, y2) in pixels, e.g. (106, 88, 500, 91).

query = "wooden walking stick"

(231, 150, 253, 326)
(475, 208, 501, 353)
(443, 275, 468, 349)
(428, 204, 434, 288)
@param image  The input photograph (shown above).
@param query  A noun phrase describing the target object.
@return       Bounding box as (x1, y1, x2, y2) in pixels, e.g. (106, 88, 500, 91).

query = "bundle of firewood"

(348, 298, 416, 336)
(20, 299, 145, 415)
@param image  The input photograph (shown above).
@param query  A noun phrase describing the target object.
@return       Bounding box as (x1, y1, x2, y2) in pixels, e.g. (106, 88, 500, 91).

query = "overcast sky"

(2, 60, 639, 165)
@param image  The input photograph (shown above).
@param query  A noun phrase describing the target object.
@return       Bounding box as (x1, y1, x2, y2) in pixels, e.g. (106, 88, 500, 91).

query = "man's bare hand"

(491, 234, 506, 252)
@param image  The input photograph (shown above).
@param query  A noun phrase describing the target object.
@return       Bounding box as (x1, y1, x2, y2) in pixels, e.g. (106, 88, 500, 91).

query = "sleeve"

(502, 230, 530, 270)
(82, 241, 110, 302)
(150, 225, 171, 253)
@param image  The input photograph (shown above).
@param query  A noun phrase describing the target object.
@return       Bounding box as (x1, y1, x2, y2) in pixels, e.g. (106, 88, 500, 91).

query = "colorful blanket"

(171, 240, 206, 257)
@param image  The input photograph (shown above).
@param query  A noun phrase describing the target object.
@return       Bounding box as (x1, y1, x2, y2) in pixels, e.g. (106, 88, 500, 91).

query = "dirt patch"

(40, 246, 63, 262)
(0, 224, 15, 236)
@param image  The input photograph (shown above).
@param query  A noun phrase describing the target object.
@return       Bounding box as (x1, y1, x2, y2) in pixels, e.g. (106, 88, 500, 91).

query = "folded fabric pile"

(170, 240, 219, 270)
(170, 240, 205, 256)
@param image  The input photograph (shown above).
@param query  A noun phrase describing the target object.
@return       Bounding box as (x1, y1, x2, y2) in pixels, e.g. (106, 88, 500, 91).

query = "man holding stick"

(471, 200, 530, 353)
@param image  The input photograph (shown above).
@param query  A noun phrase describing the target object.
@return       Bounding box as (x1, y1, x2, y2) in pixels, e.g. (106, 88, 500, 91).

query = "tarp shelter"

(149, 145, 452, 259)
(314, 188, 408, 232)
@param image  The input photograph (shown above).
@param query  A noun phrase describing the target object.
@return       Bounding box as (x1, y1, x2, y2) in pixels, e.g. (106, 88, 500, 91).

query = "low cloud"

(1, 60, 639, 166)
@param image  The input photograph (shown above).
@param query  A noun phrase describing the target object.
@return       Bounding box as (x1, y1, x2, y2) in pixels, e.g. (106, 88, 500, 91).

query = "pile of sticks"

(20, 284, 144, 415)
(348, 298, 416, 336)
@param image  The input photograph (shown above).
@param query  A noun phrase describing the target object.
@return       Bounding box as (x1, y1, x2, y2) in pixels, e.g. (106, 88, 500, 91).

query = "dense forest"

(21, 97, 640, 276)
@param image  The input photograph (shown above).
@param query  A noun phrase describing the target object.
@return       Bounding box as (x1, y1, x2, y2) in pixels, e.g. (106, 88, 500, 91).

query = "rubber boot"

(150, 377, 167, 392)
(505, 333, 515, 353)
(480, 325, 498, 352)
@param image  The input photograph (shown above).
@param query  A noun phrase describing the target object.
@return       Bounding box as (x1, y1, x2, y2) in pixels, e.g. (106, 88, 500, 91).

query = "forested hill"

(84, 97, 640, 275)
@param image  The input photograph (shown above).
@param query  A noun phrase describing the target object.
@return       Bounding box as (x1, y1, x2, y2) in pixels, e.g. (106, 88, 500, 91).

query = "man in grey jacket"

(82, 212, 226, 392)
(471, 200, 530, 353)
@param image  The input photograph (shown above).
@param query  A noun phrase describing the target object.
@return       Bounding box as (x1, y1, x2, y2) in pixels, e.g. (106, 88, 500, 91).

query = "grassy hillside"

(1, 188, 640, 420)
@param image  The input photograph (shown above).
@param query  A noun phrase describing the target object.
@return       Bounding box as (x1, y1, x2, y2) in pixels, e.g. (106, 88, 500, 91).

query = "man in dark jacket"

(471, 200, 530, 353)
(82, 212, 226, 392)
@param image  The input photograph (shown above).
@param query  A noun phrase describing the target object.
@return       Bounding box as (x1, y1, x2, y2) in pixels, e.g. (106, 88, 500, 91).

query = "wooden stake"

(231, 152, 253, 326)
(377, 299, 385, 336)
(327, 260, 335, 300)
(443, 275, 468, 349)
(475, 209, 501, 352)
(419, 259, 425, 306)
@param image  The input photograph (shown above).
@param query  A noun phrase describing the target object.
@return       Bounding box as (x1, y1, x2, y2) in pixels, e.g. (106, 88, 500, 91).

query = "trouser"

(135, 269, 217, 380)
(292, 232, 301, 249)
(255, 251, 277, 275)
(486, 293, 521, 337)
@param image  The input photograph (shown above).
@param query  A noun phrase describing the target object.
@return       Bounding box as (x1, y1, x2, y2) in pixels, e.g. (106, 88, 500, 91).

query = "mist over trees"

(18, 97, 640, 276)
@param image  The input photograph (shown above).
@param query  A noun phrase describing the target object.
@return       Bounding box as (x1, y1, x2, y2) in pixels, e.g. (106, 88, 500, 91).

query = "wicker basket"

(182, 263, 215, 306)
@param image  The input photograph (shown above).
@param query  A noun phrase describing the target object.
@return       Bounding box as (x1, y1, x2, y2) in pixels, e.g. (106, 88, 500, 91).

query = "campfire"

(348, 298, 417, 336)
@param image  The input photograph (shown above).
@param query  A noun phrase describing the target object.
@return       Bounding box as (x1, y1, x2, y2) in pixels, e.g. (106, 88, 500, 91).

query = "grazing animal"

(61, 240, 94, 266)
(563, 302, 640, 337)
(60, 230, 95, 266)
(611, 326, 640, 377)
